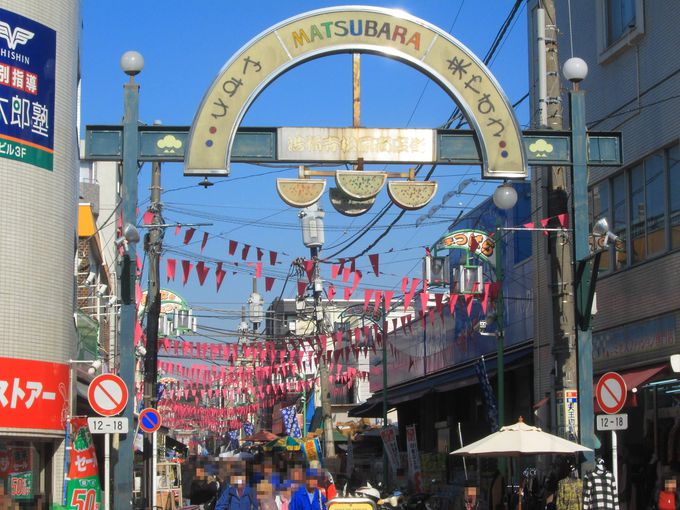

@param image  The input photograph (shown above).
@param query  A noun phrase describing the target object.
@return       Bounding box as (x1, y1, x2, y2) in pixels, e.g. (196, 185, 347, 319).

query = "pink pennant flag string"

(331, 265, 340, 280)
(241, 244, 251, 260)
(265, 277, 275, 292)
(183, 228, 195, 245)
(256, 247, 264, 261)
(363, 289, 373, 312)
(228, 240, 238, 256)
(368, 253, 380, 277)
(269, 250, 278, 266)
(174, 224, 181, 236)
(181, 260, 193, 285)
(166, 259, 176, 281)
(328, 284, 336, 300)
(200, 232, 209, 252)
(143, 210, 154, 224)
(196, 261, 210, 286)
(215, 263, 226, 292)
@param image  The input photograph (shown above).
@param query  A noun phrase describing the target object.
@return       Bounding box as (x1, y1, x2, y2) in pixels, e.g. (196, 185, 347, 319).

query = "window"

(670, 145, 680, 249)
(597, 0, 644, 63)
(606, 0, 636, 45)
(596, 144, 678, 270)
(612, 173, 628, 270)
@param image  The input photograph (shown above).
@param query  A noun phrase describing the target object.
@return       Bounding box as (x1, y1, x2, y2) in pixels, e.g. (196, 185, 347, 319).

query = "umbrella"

(450, 418, 592, 457)
(242, 430, 278, 442)
(263, 436, 303, 452)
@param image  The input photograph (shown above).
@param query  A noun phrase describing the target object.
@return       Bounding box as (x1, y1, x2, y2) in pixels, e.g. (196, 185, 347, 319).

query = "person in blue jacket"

(215, 470, 259, 510)
(288, 468, 326, 510)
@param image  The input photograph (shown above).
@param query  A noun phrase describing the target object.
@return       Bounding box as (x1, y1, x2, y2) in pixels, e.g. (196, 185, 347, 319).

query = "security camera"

(85, 272, 96, 285)
(96, 284, 108, 297)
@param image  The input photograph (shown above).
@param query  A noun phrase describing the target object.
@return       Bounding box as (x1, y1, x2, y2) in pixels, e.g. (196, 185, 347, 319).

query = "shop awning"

(348, 401, 384, 418)
(593, 364, 667, 393)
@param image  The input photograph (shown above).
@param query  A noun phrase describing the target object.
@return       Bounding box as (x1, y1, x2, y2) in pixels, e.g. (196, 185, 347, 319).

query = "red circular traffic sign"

(88, 374, 128, 417)
(139, 408, 162, 433)
(596, 372, 627, 414)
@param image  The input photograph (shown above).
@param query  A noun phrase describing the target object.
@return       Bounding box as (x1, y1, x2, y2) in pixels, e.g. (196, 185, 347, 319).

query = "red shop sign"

(0, 357, 69, 432)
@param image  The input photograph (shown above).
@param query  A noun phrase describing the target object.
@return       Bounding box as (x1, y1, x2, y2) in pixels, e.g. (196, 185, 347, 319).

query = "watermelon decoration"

(276, 178, 325, 207)
(335, 171, 387, 200)
(387, 181, 438, 210)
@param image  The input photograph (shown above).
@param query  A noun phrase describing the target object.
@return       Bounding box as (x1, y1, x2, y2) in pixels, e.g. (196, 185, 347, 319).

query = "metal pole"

(381, 295, 388, 488)
(571, 89, 596, 470)
(495, 219, 506, 479)
(611, 430, 618, 486)
(311, 246, 336, 458)
(302, 393, 307, 437)
(115, 75, 140, 510)
(104, 433, 111, 510)
(144, 161, 162, 509)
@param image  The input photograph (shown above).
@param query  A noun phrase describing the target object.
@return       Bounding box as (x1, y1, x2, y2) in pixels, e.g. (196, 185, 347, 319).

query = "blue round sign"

(139, 407, 162, 433)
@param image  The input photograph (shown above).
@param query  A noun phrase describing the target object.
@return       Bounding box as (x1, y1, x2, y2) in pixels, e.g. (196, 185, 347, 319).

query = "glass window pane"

(612, 173, 628, 269)
(670, 145, 680, 249)
(607, 0, 636, 45)
(645, 153, 665, 257)
(592, 181, 610, 271)
(630, 164, 645, 263)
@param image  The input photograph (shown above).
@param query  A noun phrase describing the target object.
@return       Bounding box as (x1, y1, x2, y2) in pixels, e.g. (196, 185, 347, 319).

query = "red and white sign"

(596, 372, 627, 415)
(88, 374, 128, 417)
(0, 357, 69, 431)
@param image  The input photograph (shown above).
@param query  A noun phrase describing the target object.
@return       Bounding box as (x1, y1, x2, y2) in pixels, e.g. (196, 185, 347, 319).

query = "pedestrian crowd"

(186, 457, 336, 510)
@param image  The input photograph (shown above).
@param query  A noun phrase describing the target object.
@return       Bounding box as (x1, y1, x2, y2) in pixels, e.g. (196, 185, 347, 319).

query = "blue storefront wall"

(370, 183, 533, 392)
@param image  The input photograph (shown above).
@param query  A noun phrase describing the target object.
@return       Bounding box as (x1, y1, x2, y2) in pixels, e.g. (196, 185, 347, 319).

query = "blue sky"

(80, 1, 529, 336)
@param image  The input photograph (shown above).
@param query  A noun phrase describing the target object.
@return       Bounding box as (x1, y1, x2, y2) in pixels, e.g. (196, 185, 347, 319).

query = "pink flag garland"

(241, 244, 251, 260)
(265, 277, 275, 292)
(363, 289, 373, 311)
(228, 240, 238, 256)
(215, 263, 226, 292)
(269, 251, 278, 266)
(200, 232, 209, 252)
(181, 260, 193, 285)
(166, 259, 176, 281)
(183, 228, 195, 245)
(196, 261, 210, 286)
(328, 284, 336, 300)
(368, 253, 380, 277)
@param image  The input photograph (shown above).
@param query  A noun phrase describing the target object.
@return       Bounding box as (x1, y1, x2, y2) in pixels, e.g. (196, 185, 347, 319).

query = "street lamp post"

(380, 295, 389, 489)
(564, 57, 596, 469)
(115, 50, 143, 510)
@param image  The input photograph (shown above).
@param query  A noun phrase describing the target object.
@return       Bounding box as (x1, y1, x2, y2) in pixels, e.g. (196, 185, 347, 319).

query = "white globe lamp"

(120, 51, 144, 76)
(493, 182, 518, 210)
(563, 57, 588, 83)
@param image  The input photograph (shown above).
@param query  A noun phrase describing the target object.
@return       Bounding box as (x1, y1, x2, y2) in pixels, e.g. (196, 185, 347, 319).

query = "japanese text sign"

(0, 357, 69, 431)
(379, 426, 400, 475)
(0, 8, 56, 170)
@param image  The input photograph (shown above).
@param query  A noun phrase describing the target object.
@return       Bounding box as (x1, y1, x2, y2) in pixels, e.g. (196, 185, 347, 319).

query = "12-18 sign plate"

(87, 417, 129, 434)
(596, 413, 628, 431)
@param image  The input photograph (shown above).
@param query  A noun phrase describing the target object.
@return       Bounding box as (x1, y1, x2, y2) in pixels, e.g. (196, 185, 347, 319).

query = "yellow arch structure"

(185, 6, 526, 179)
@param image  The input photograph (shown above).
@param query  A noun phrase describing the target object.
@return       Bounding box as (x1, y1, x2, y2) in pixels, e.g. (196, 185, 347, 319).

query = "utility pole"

(299, 204, 335, 459)
(539, 0, 578, 439)
(143, 161, 162, 510)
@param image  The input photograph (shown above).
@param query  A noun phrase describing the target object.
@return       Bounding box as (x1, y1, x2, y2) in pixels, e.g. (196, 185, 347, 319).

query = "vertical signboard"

(379, 426, 400, 476)
(405, 425, 422, 492)
(556, 389, 579, 441)
(67, 417, 102, 510)
(0, 8, 56, 171)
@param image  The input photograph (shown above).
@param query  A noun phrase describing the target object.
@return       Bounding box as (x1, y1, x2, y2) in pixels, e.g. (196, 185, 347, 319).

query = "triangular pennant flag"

(342, 267, 351, 283)
(368, 253, 380, 277)
(401, 276, 409, 294)
(265, 277, 275, 292)
(200, 232, 209, 252)
(216, 263, 226, 292)
(523, 222, 535, 229)
(174, 224, 181, 236)
(196, 261, 210, 286)
(557, 213, 569, 228)
(449, 293, 459, 315)
(183, 228, 195, 245)
(469, 235, 480, 255)
(351, 270, 362, 293)
(384, 290, 394, 312)
(540, 217, 550, 236)
(241, 244, 251, 260)
(269, 250, 278, 266)
(166, 259, 176, 281)
(228, 240, 238, 256)
(481, 282, 491, 314)
(363, 289, 373, 311)
(256, 247, 264, 261)
(466, 295, 474, 316)
(181, 260, 193, 285)
(344, 287, 351, 300)
(331, 265, 340, 280)
(143, 210, 154, 225)
(304, 260, 315, 282)
(419, 291, 429, 315)
(297, 281, 306, 296)
(328, 284, 336, 300)
(350, 257, 356, 272)
(365, 291, 377, 314)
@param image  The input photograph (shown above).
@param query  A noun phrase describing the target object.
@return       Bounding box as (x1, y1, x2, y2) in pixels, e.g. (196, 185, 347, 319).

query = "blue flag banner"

(227, 429, 240, 450)
(475, 356, 499, 431)
(243, 422, 254, 437)
(281, 405, 302, 438)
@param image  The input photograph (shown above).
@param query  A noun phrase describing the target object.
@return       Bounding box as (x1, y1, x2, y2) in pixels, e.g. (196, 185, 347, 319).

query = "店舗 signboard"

(0, 8, 56, 171)
(185, 6, 527, 180)
(0, 357, 69, 432)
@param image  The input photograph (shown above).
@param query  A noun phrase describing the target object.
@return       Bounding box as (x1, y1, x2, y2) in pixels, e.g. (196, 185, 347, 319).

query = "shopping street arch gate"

(84, 6, 622, 173)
